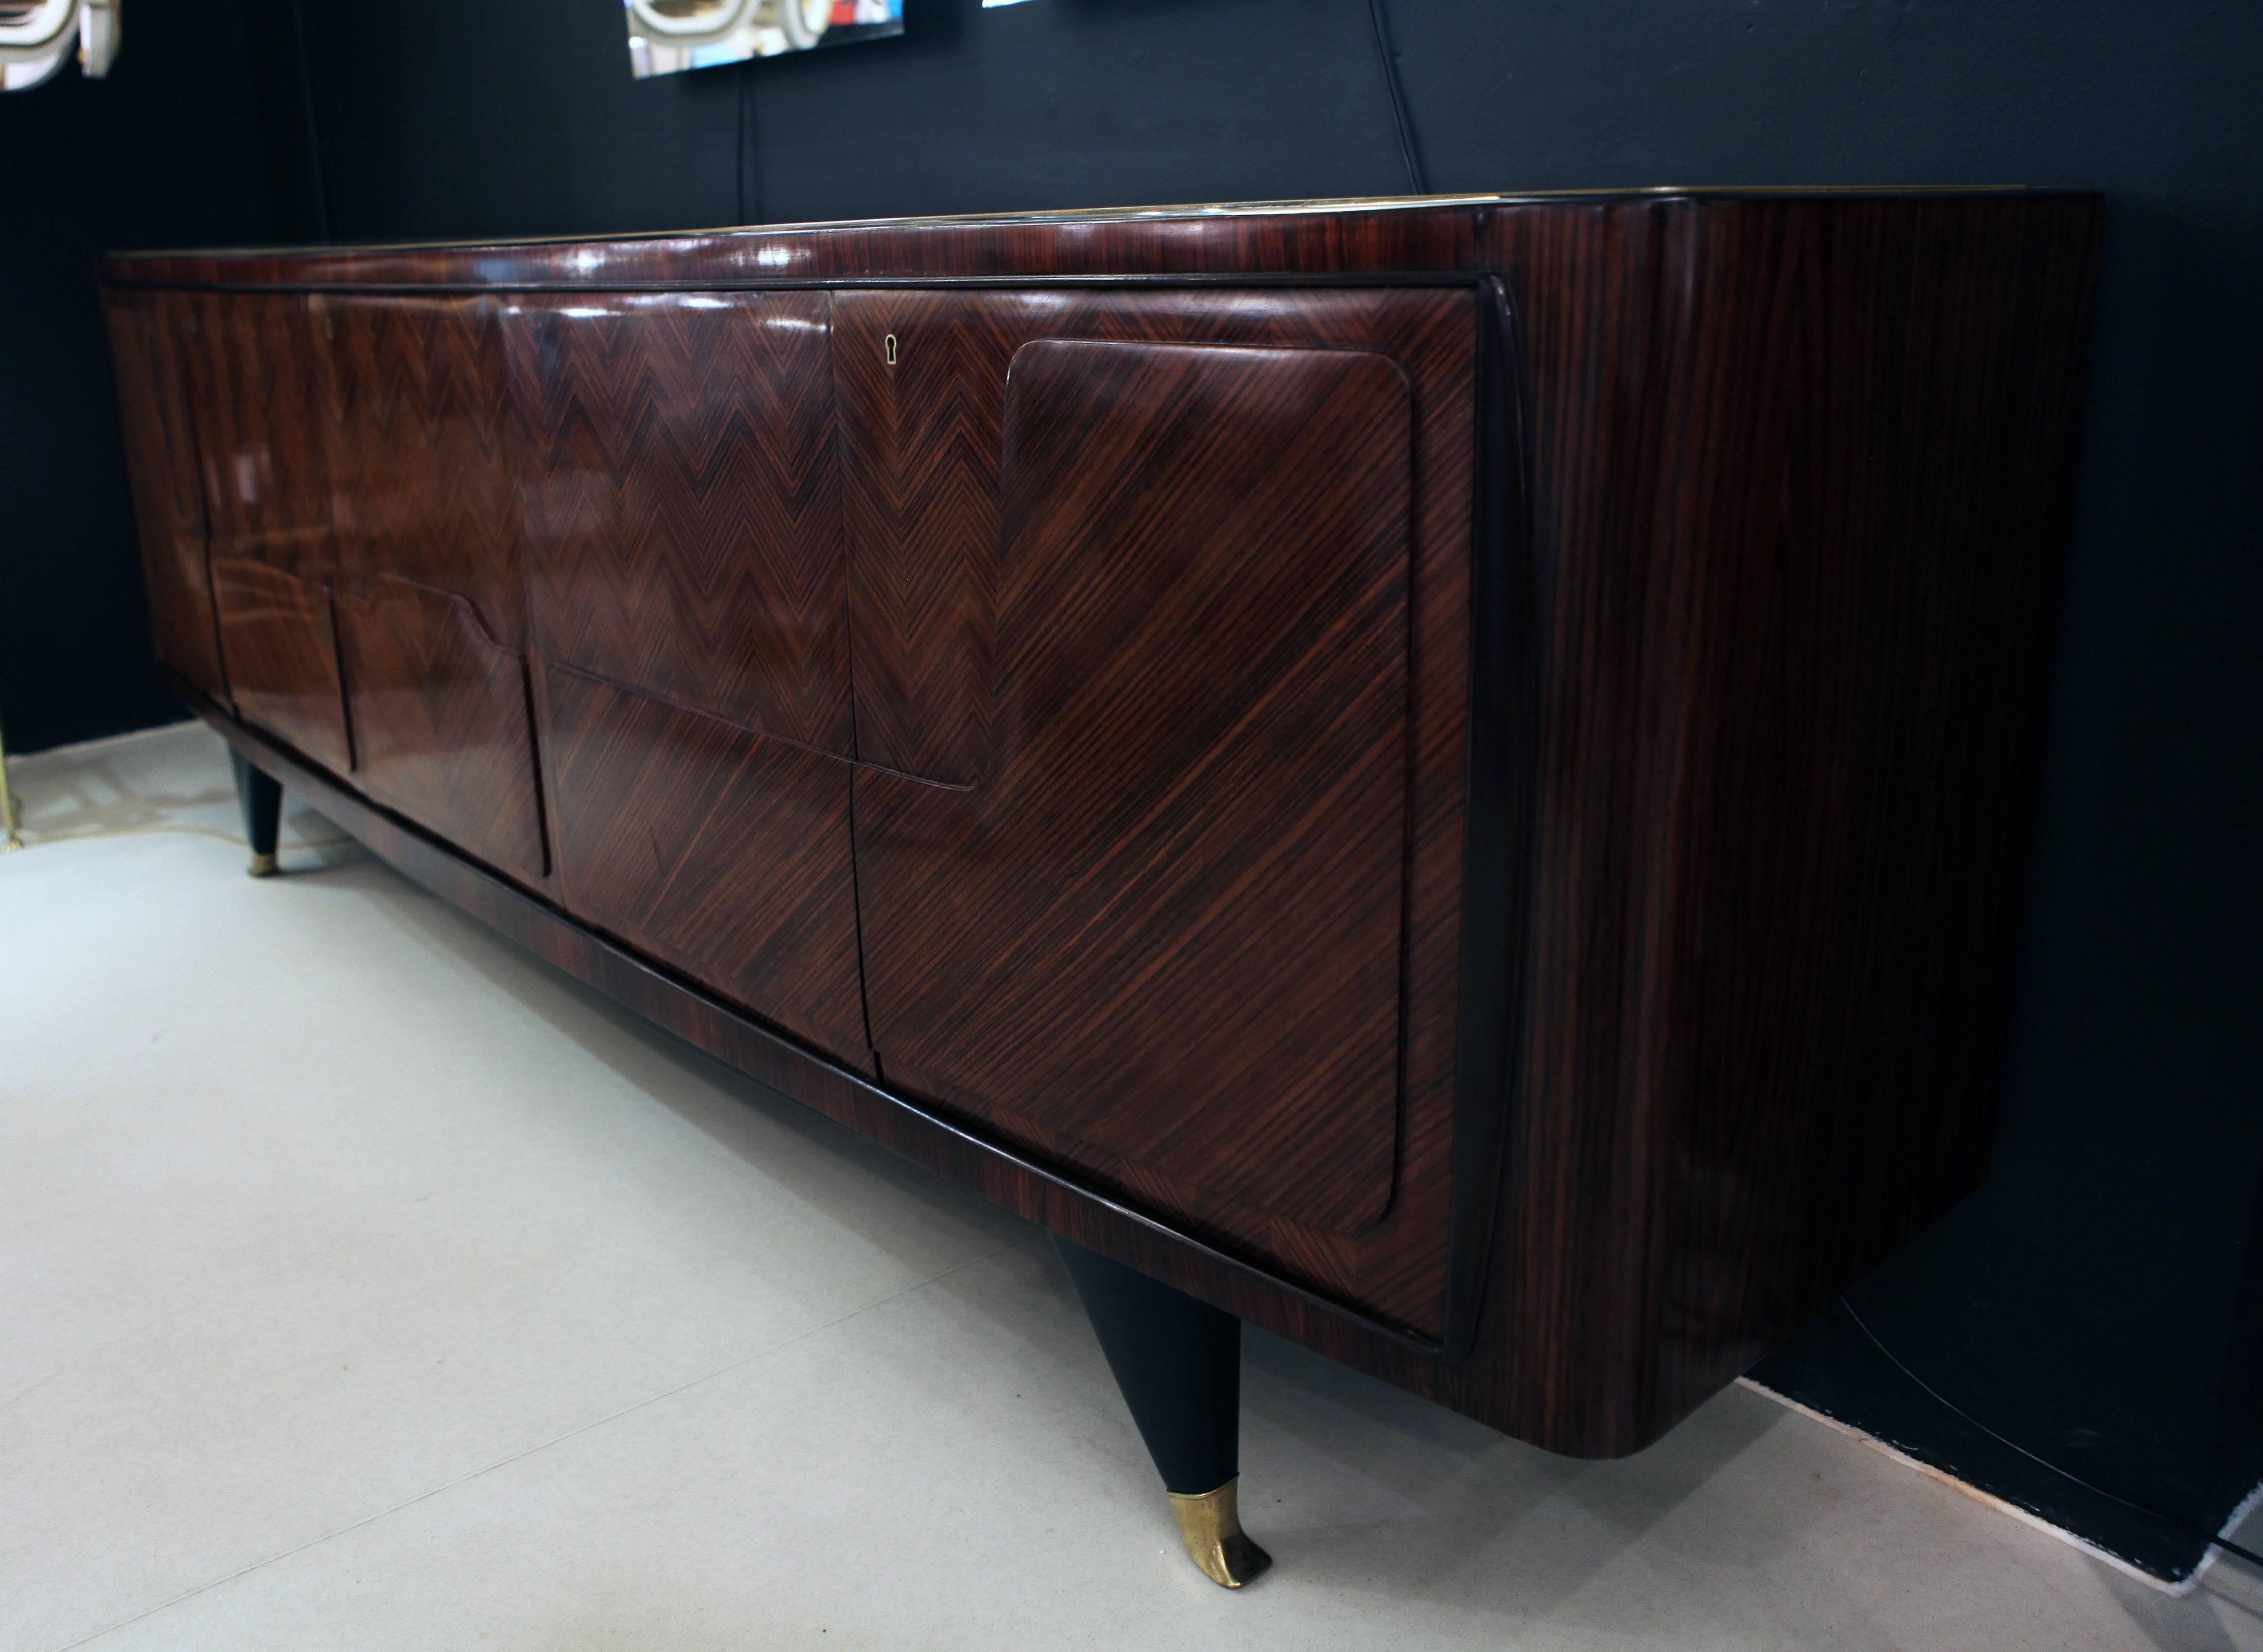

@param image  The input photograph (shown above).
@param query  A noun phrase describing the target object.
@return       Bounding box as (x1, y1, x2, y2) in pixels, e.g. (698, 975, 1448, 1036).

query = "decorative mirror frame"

(1, 0, 118, 91)
(624, 0, 901, 78)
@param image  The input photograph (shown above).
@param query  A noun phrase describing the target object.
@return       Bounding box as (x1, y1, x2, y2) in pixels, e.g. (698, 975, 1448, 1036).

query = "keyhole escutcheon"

(884, 333, 898, 367)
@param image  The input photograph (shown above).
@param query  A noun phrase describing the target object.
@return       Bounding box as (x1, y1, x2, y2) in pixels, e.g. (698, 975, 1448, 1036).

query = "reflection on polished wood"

(176, 292, 337, 580)
(334, 575, 548, 882)
(314, 293, 524, 644)
(544, 665, 870, 1071)
(102, 288, 226, 703)
(178, 291, 353, 768)
(103, 191, 2102, 1467)
(207, 556, 351, 774)
(310, 292, 553, 886)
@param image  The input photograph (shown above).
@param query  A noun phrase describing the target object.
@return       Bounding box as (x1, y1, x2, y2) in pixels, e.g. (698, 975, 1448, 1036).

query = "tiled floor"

(3, 719, 2257, 1651)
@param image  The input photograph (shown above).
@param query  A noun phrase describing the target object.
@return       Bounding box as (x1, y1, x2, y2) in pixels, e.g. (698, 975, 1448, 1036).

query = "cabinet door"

(837, 290, 1477, 1334)
(178, 292, 352, 774)
(316, 294, 547, 883)
(103, 288, 226, 701)
(501, 292, 868, 1066)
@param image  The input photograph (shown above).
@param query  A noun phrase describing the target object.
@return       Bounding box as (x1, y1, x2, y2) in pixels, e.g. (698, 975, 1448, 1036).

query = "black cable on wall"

(1365, 0, 1428, 195)
(1841, 1302, 2263, 1574)
(283, 0, 333, 240)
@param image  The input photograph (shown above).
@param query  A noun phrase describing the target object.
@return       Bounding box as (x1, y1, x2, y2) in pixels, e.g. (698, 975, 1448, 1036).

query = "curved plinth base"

(1170, 1479, 1272, 1588)
(248, 851, 280, 877)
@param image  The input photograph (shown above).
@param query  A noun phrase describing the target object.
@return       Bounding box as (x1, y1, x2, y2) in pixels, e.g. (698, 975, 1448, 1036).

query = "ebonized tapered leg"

(1053, 1235, 1272, 1587)
(232, 748, 282, 877)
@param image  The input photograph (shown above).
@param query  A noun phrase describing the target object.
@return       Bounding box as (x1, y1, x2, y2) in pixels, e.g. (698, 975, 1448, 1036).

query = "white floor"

(2, 720, 2257, 1652)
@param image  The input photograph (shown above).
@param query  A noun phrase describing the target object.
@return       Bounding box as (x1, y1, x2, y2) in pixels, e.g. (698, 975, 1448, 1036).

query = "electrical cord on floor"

(1364, 0, 1428, 196)
(1839, 1300, 2263, 1573)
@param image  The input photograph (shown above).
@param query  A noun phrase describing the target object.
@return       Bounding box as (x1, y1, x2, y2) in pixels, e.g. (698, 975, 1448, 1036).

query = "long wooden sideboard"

(102, 190, 2101, 1585)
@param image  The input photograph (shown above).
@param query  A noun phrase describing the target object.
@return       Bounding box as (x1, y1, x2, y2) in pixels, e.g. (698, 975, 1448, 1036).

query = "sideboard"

(102, 189, 2101, 1585)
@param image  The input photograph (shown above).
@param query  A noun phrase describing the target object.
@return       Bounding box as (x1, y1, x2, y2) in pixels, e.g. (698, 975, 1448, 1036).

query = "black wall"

(0, 0, 289, 751)
(6, 0, 2257, 1580)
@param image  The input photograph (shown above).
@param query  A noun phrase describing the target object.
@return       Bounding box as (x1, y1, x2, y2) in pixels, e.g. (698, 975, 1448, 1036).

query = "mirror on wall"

(624, 0, 902, 77)
(1, 0, 116, 90)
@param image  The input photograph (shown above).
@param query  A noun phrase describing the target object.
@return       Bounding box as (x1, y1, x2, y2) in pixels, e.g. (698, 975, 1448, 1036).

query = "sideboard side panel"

(1459, 192, 2105, 1454)
(1637, 194, 2106, 1439)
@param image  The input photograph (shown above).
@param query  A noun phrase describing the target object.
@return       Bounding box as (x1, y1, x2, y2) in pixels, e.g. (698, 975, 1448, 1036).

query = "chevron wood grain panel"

(544, 664, 869, 1071)
(174, 292, 338, 581)
(209, 555, 352, 772)
(313, 294, 525, 646)
(102, 288, 226, 701)
(336, 575, 547, 882)
(501, 291, 849, 753)
(844, 286, 1478, 1336)
(833, 290, 1014, 783)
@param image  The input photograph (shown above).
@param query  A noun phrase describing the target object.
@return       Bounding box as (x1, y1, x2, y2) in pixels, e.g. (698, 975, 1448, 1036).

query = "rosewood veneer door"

(316, 295, 547, 883)
(178, 292, 352, 773)
(103, 289, 226, 702)
(500, 292, 868, 1068)
(838, 290, 1478, 1336)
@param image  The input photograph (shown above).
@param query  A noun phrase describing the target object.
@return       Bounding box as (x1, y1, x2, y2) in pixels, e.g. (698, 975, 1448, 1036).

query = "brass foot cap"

(1169, 1478, 1272, 1588)
(248, 851, 280, 878)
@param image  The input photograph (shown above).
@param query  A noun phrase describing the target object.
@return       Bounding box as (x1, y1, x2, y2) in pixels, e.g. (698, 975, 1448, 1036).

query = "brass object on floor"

(1168, 1479, 1271, 1588)
(0, 716, 20, 852)
(248, 850, 279, 877)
